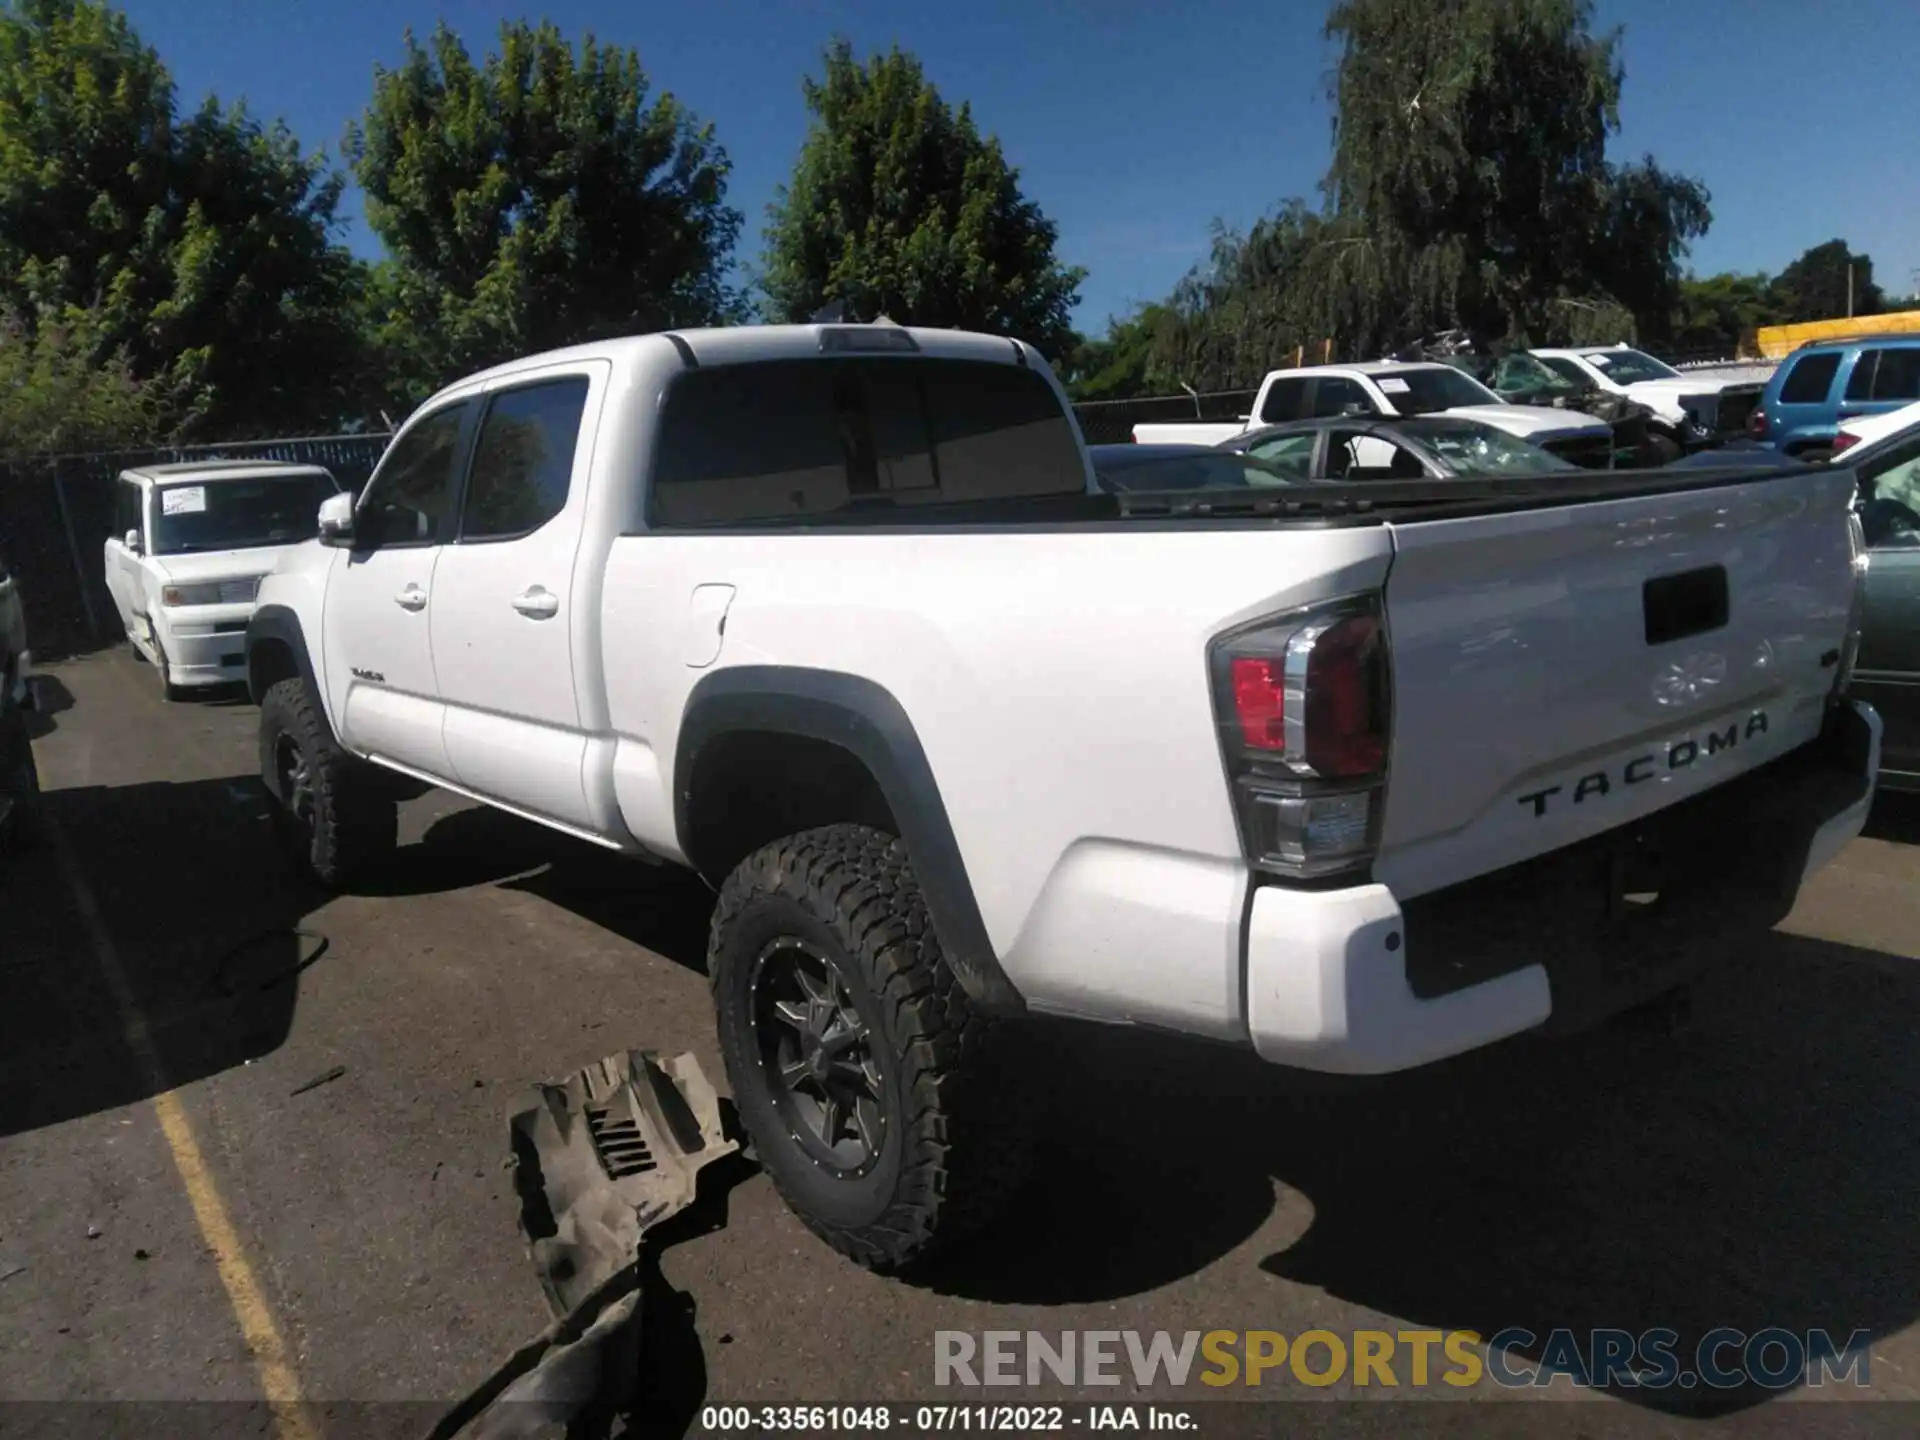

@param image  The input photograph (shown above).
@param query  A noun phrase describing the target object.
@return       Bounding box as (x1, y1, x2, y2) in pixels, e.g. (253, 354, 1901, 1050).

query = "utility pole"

(1847, 261, 1855, 319)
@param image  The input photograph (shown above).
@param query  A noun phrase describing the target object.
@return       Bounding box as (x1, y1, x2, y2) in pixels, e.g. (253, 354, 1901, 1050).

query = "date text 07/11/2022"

(699, 1404, 1196, 1432)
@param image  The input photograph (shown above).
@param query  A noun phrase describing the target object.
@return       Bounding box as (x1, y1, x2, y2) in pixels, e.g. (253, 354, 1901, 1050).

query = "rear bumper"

(1243, 698, 1880, 1074)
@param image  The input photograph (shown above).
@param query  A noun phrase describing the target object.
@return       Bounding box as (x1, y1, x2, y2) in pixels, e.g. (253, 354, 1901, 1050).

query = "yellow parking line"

(48, 814, 318, 1440)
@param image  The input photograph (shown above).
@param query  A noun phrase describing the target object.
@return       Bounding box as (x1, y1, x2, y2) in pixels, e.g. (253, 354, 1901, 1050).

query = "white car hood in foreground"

(1444, 403, 1611, 438)
(146, 546, 305, 587)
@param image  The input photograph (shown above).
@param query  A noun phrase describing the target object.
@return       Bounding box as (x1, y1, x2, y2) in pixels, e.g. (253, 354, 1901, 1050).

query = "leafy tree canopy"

(1772, 238, 1885, 324)
(760, 41, 1084, 359)
(0, 0, 361, 436)
(346, 18, 743, 410)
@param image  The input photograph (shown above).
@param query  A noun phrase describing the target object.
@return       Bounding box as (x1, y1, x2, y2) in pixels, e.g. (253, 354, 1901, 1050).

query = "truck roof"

(1266, 361, 1458, 380)
(428, 323, 1042, 409)
(119, 459, 335, 486)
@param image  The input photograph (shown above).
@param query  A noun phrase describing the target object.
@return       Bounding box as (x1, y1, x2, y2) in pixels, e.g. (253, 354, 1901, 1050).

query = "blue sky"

(119, 0, 1920, 333)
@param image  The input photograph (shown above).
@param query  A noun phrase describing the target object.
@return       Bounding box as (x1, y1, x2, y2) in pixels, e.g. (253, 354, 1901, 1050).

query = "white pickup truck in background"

(1531, 344, 1768, 456)
(247, 320, 1878, 1275)
(1132, 360, 1620, 467)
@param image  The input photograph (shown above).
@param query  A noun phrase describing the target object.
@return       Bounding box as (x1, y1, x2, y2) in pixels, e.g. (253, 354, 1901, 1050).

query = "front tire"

(259, 678, 396, 890)
(709, 824, 1031, 1273)
(1644, 431, 1683, 467)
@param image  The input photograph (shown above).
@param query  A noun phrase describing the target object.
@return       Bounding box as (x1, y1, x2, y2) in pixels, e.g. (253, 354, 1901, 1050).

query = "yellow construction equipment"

(1750, 310, 1920, 360)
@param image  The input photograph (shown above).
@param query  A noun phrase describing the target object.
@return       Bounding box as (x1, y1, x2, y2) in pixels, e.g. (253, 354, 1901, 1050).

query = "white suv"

(104, 461, 341, 699)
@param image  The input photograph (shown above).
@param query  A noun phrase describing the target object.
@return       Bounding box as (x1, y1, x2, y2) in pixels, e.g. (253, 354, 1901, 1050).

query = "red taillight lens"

(1230, 657, 1287, 750)
(1212, 597, 1390, 880)
(1749, 407, 1769, 440)
(1303, 614, 1386, 778)
(1833, 430, 1859, 456)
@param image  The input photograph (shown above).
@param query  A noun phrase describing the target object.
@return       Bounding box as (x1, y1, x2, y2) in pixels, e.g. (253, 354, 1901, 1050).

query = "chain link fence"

(0, 433, 392, 660)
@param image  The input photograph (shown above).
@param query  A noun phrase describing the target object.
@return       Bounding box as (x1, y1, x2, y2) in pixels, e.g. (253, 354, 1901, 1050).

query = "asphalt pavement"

(5, 646, 1920, 1438)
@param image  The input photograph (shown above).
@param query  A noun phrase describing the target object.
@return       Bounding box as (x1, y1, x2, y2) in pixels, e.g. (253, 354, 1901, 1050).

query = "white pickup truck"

(246, 321, 1879, 1273)
(1132, 361, 1620, 467)
(1531, 345, 1768, 455)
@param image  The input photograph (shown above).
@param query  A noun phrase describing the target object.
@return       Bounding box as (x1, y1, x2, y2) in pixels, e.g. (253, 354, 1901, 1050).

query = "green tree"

(1318, 0, 1709, 354)
(1670, 271, 1782, 355)
(0, 303, 196, 459)
(760, 41, 1084, 359)
(1058, 305, 1174, 400)
(1772, 239, 1884, 324)
(346, 19, 742, 410)
(0, 0, 363, 436)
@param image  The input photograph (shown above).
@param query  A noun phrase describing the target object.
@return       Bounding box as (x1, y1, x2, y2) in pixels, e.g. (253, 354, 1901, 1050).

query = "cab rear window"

(645, 357, 1087, 528)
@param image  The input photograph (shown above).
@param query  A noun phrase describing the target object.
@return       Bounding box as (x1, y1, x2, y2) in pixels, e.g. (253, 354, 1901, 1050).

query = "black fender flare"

(675, 666, 1025, 1015)
(245, 605, 323, 709)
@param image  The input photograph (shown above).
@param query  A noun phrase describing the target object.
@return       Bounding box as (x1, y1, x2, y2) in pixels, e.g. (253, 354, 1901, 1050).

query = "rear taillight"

(1833, 430, 1860, 456)
(1749, 407, 1769, 440)
(1210, 595, 1390, 880)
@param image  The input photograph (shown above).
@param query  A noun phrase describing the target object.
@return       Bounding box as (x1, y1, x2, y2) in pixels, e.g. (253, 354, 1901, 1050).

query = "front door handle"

(395, 583, 428, 611)
(512, 586, 560, 620)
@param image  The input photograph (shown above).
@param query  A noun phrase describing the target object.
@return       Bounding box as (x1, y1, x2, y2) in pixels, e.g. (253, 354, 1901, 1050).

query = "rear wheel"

(708, 824, 1032, 1272)
(259, 677, 396, 890)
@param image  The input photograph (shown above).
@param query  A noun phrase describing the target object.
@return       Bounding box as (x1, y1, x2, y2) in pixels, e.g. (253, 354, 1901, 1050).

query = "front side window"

(1780, 352, 1842, 405)
(460, 378, 590, 540)
(357, 404, 469, 546)
(1538, 355, 1591, 388)
(1310, 377, 1374, 418)
(647, 358, 1085, 528)
(150, 472, 341, 556)
(1860, 439, 1920, 549)
(116, 481, 142, 539)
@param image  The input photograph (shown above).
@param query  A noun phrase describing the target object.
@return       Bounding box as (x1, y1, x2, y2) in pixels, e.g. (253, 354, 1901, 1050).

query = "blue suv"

(1753, 335, 1920, 458)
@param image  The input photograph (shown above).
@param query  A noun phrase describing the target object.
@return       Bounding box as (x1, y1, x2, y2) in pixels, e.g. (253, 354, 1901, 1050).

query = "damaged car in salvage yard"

(244, 319, 1880, 1274)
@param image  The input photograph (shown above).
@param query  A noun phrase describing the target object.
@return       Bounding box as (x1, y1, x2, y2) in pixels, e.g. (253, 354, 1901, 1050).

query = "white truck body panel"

(254, 323, 1876, 1072)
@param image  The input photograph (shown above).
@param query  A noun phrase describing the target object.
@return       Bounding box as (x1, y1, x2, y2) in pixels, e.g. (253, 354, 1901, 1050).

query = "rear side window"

(1779, 352, 1841, 404)
(1872, 349, 1920, 402)
(1258, 379, 1307, 423)
(460, 377, 590, 540)
(646, 358, 1085, 528)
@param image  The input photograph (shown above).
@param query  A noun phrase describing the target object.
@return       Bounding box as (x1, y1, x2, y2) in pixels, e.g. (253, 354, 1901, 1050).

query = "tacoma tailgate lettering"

(1518, 711, 1770, 817)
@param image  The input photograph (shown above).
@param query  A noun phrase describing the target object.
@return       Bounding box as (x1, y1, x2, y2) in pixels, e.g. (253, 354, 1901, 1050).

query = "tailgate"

(1373, 466, 1860, 901)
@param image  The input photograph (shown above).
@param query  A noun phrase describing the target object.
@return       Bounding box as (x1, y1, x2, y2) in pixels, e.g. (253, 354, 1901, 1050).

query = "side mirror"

(317, 492, 355, 546)
(124, 528, 143, 556)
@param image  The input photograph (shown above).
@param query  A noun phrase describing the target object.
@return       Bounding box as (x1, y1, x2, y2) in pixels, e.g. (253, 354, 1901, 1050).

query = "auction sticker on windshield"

(1378, 378, 1411, 393)
(162, 486, 207, 515)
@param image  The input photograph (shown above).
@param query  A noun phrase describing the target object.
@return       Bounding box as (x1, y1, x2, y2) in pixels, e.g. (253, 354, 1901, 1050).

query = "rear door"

(1772, 350, 1845, 451)
(1843, 347, 1920, 429)
(1373, 464, 1862, 900)
(321, 400, 474, 777)
(1850, 431, 1920, 780)
(430, 364, 606, 828)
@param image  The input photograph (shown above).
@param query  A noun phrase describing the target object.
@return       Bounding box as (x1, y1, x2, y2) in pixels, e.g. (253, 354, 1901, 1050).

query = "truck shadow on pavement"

(935, 931, 1920, 1416)
(0, 774, 311, 1138)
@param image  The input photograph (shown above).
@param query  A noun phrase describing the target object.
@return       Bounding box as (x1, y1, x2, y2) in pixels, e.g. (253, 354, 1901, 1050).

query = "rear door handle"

(395, 584, 427, 611)
(513, 586, 560, 620)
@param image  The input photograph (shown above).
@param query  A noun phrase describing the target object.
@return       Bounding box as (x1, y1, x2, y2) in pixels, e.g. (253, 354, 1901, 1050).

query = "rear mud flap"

(430, 1050, 739, 1440)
